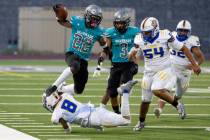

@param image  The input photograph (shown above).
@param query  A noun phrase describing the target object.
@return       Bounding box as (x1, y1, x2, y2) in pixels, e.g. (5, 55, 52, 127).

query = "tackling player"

(129, 17, 201, 131)
(93, 9, 140, 114)
(45, 4, 106, 96)
(153, 20, 205, 119)
(42, 80, 137, 133)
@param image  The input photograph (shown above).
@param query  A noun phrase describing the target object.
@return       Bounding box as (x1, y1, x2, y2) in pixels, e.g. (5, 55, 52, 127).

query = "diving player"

(93, 9, 140, 114)
(128, 17, 201, 131)
(45, 4, 106, 96)
(42, 80, 137, 133)
(153, 20, 205, 119)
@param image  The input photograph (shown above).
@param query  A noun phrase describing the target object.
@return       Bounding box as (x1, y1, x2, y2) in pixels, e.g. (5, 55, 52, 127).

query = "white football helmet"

(176, 20, 191, 39)
(42, 91, 61, 112)
(140, 17, 159, 41)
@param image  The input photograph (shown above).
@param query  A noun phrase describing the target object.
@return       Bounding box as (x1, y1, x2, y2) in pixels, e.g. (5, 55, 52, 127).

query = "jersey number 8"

(61, 99, 77, 113)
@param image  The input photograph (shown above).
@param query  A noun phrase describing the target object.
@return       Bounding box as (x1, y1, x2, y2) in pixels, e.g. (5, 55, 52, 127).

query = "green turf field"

(0, 60, 210, 140)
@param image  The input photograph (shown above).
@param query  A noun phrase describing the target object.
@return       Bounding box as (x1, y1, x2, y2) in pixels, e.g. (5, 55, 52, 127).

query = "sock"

(121, 93, 130, 117)
(112, 106, 120, 114)
(172, 99, 178, 108)
(139, 117, 145, 122)
(60, 84, 74, 95)
(53, 67, 72, 87)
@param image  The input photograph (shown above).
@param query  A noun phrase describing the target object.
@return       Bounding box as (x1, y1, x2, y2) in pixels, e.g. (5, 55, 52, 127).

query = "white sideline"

(0, 124, 39, 140)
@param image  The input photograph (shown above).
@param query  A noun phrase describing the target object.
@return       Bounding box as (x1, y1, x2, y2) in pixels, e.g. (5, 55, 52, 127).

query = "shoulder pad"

(188, 35, 200, 47)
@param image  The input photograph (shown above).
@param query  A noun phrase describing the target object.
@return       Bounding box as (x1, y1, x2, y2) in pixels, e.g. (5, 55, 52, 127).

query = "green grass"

(0, 61, 210, 140)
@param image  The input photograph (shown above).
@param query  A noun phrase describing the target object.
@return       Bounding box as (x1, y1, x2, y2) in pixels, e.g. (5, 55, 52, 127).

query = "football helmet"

(42, 91, 61, 112)
(113, 9, 131, 33)
(176, 20, 191, 41)
(84, 4, 103, 28)
(140, 17, 159, 42)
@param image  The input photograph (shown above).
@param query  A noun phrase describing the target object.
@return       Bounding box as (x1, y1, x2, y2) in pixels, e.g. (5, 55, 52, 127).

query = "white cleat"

(57, 82, 67, 92)
(133, 121, 145, 131)
(177, 102, 186, 119)
(153, 108, 161, 118)
(117, 80, 138, 95)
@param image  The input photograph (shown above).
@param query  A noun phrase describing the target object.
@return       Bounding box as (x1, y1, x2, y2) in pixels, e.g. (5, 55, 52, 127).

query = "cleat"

(177, 102, 186, 119)
(117, 80, 138, 94)
(153, 108, 161, 118)
(45, 85, 57, 96)
(133, 121, 145, 131)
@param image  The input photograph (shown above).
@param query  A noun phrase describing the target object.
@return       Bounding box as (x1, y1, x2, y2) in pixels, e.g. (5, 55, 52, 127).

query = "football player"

(42, 80, 137, 133)
(153, 20, 205, 119)
(93, 9, 140, 114)
(45, 4, 106, 96)
(129, 17, 201, 131)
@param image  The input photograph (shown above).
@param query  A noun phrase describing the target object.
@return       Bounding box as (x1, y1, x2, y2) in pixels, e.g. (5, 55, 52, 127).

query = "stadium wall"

(0, 0, 209, 58)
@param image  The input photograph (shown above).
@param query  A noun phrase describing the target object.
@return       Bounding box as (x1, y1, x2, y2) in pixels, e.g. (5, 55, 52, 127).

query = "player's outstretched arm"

(59, 118, 71, 133)
(192, 47, 205, 65)
(128, 45, 140, 64)
(93, 37, 111, 77)
(181, 46, 201, 75)
(53, 4, 72, 28)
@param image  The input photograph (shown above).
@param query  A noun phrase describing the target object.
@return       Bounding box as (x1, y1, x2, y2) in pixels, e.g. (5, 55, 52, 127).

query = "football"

(53, 4, 68, 21)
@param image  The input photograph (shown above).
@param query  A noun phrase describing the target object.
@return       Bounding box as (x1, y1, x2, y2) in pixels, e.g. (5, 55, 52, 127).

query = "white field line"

(0, 118, 29, 120)
(1, 113, 210, 116)
(29, 132, 70, 134)
(0, 94, 210, 98)
(5, 123, 44, 125)
(38, 135, 80, 137)
(12, 125, 210, 129)
(0, 115, 21, 117)
(0, 87, 209, 93)
(0, 111, 7, 112)
(0, 120, 35, 122)
(22, 129, 62, 131)
(0, 103, 209, 106)
(0, 124, 39, 140)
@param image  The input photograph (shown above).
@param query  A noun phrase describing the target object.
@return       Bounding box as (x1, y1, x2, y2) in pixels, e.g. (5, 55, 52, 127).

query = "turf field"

(0, 60, 210, 140)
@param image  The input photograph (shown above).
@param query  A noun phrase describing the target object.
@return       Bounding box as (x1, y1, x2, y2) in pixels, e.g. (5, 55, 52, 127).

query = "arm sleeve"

(51, 107, 63, 124)
(167, 32, 183, 51)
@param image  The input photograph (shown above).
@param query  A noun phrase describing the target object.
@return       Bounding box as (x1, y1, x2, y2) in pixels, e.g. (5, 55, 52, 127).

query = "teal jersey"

(105, 26, 140, 62)
(67, 16, 104, 61)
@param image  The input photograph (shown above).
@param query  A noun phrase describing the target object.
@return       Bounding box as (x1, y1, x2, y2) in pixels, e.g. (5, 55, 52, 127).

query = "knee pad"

(74, 85, 85, 94)
(108, 89, 118, 98)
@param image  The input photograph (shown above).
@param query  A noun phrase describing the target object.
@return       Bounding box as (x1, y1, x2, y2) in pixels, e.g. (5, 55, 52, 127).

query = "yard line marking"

(0, 118, 29, 120)
(13, 125, 62, 128)
(0, 124, 39, 140)
(0, 87, 208, 93)
(0, 102, 210, 106)
(13, 125, 210, 129)
(0, 71, 30, 78)
(22, 129, 62, 131)
(38, 135, 80, 137)
(0, 115, 21, 117)
(2, 112, 210, 116)
(29, 132, 69, 134)
(0, 120, 35, 122)
(5, 122, 44, 125)
(0, 111, 7, 112)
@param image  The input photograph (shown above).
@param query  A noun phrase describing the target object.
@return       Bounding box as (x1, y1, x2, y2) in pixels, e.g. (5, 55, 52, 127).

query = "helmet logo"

(151, 20, 157, 28)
